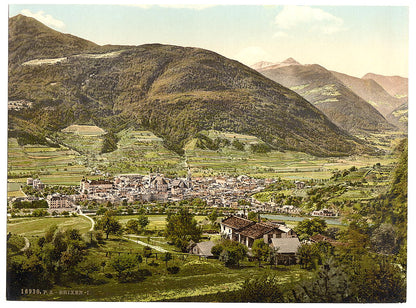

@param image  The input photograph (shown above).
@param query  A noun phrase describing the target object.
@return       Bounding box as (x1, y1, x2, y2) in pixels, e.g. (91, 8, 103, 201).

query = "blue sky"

(8, 3, 409, 77)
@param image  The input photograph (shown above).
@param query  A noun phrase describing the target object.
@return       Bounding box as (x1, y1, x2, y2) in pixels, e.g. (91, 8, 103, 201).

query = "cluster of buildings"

(78, 174, 270, 207)
(190, 215, 302, 265)
(16, 174, 339, 221)
(26, 177, 45, 190)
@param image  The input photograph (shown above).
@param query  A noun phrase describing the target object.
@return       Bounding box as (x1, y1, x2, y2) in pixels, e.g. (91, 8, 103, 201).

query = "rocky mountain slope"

(362, 73, 408, 102)
(331, 70, 403, 118)
(257, 62, 394, 134)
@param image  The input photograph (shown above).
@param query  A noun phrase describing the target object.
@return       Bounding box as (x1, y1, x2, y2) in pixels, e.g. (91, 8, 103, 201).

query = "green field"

(186, 146, 397, 180)
(21, 255, 310, 301)
(8, 138, 89, 188)
(8, 126, 402, 188)
(7, 216, 93, 236)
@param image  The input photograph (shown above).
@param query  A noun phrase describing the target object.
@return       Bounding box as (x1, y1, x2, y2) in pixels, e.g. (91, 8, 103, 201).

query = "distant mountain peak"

(251, 57, 301, 71)
(362, 73, 408, 99)
(281, 57, 300, 65)
(250, 61, 275, 70)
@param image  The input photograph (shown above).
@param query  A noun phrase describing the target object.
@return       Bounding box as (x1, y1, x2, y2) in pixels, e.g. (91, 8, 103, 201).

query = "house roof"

(89, 180, 113, 185)
(309, 234, 346, 246)
(171, 179, 188, 188)
(271, 238, 301, 254)
(151, 176, 168, 185)
(221, 216, 255, 230)
(239, 222, 275, 239)
(309, 234, 336, 243)
(262, 221, 293, 234)
(195, 241, 216, 256)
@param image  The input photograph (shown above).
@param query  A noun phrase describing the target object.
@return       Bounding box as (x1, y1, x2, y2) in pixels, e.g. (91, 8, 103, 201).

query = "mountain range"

(255, 61, 395, 133)
(362, 73, 408, 102)
(8, 15, 384, 157)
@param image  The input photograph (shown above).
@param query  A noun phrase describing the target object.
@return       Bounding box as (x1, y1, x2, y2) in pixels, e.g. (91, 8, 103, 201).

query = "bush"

(148, 261, 159, 267)
(167, 266, 180, 274)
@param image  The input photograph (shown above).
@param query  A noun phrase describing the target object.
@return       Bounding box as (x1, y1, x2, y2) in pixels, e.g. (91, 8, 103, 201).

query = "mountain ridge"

(257, 62, 395, 134)
(362, 73, 408, 102)
(331, 70, 403, 119)
(8, 15, 374, 157)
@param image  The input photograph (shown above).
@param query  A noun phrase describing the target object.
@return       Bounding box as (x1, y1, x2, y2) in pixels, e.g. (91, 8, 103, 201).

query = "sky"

(7, 2, 409, 78)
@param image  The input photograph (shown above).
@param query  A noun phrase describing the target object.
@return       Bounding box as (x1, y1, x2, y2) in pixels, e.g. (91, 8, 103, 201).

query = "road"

(77, 206, 95, 231)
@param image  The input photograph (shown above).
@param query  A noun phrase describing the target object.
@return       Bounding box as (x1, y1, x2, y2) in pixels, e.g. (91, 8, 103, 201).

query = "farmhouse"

(189, 241, 216, 258)
(220, 216, 298, 248)
(220, 215, 256, 242)
(271, 237, 301, 265)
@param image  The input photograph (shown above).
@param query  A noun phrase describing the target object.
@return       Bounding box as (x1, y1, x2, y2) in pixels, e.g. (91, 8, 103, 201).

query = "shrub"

(167, 266, 180, 274)
(148, 261, 159, 267)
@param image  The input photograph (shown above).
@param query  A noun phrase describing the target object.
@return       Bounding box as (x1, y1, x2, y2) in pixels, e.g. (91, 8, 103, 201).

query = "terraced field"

(8, 127, 401, 194)
(101, 129, 184, 176)
(7, 138, 88, 189)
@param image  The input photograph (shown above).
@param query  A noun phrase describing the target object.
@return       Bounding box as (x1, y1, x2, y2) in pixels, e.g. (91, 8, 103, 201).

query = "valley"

(7, 12, 408, 303)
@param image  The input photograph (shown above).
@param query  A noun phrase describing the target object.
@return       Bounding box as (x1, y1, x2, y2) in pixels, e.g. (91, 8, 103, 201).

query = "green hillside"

(8, 15, 373, 157)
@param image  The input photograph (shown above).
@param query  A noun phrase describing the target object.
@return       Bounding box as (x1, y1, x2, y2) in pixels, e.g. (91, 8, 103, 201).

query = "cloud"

(20, 9, 65, 29)
(273, 31, 289, 38)
(274, 6, 345, 34)
(233, 46, 273, 66)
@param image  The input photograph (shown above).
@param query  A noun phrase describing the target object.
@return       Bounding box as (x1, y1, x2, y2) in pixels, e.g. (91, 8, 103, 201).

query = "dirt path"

(20, 237, 30, 252)
(77, 207, 95, 231)
(123, 236, 168, 253)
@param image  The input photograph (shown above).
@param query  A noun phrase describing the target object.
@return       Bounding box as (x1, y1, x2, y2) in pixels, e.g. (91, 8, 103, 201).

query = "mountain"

(331, 70, 403, 118)
(8, 15, 373, 157)
(362, 73, 408, 102)
(250, 61, 276, 70)
(386, 102, 408, 130)
(251, 57, 300, 70)
(256, 63, 394, 134)
(8, 15, 99, 69)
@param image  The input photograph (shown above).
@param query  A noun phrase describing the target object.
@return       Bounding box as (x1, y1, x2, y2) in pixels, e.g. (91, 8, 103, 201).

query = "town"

(10, 173, 338, 218)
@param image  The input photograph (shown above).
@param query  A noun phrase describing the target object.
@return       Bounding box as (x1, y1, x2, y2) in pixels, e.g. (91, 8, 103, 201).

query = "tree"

(125, 219, 139, 234)
(297, 243, 321, 270)
(143, 246, 152, 264)
(207, 209, 219, 226)
(109, 254, 141, 282)
(137, 215, 149, 230)
(267, 247, 281, 268)
(211, 243, 224, 258)
(161, 252, 173, 267)
(232, 274, 286, 302)
(95, 211, 122, 239)
(291, 259, 352, 303)
(348, 255, 406, 303)
(247, 211, 257, 221)
(164, 208, 202, 252)
(370, 223, 399, 255)
(295, 218, 327, 241)
(252, 239, 270, 267)
(218, 240, 248, 267)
